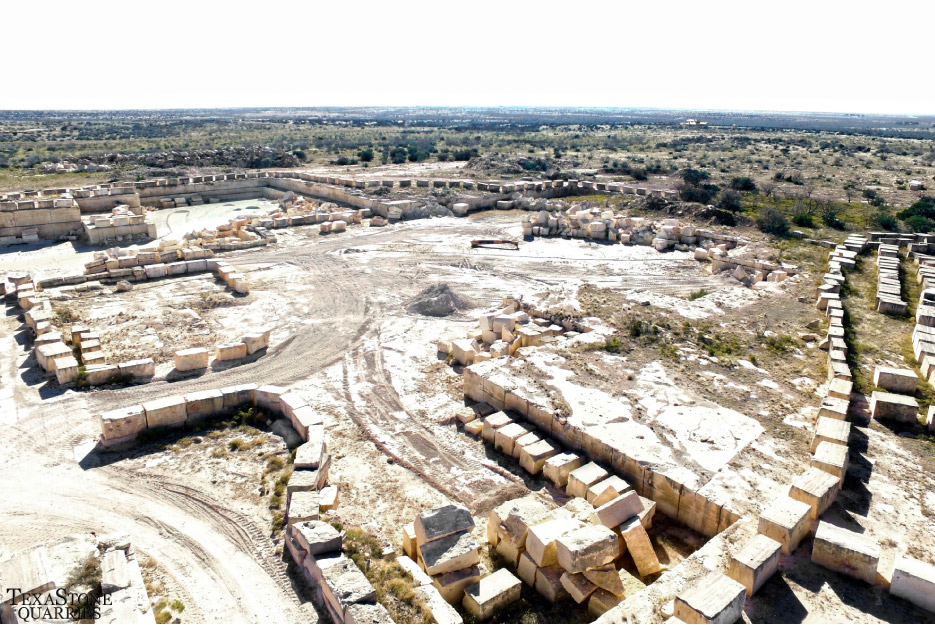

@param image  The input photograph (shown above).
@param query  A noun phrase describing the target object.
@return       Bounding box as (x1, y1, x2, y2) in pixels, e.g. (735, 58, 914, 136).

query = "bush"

(682, 168, 710, 186)
(904, 215, 935, 233)
(756, 207, 790, 237)
(873, 213, 899, 232)
(717, 189, 743, 212)
(792, 213, 815, 227)
(730, 177, 758, 193)
(357, 148, 374, 162)
(688, 289, 709, 300)
(897, 196, 935, 221)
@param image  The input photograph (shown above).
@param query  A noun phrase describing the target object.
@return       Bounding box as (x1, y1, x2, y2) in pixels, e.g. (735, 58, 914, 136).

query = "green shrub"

(688, 288, 709, 300)
(792, 213, 815, 227)
(756, 207, 790, 237)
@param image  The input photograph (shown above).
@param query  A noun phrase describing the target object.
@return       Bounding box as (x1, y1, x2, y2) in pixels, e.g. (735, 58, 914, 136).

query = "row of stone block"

(876, 244, 908, 314)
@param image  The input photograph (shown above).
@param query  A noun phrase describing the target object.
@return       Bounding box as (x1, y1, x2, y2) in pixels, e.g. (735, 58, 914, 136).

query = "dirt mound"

(407, 283, 476, 317)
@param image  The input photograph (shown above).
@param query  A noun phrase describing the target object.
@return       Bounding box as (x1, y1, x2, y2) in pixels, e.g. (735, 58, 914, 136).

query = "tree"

(756, 207, 790, 237)
(718, 189, 743, 212)
(730, 177, 757, 193)
(760, 181, 776, 198)
(357, 147, 374, 162)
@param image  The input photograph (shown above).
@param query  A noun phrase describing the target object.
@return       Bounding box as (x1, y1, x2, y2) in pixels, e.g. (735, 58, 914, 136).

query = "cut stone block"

(481, 412, 512, 444)
(827, 377, 852, 400)
(256, 384, 287, 412)
(54, 356, 80, 385)
(728, 534, 782, 597)
(588, 588, 622, 617)
(419, 530, 480, 576)
(587, 475, 633, 507)
(288, 491, 320, 525)
(462, 568, 522, 620)
(414, 584, 464, 624)
(518, 439, 558, 474)
(555, 525, 618, 574)
(494, 422, 530, 456)
(184, 388, 223, 423)
(543, 452, 582, 487)
(534, 565, 569, 603)
(526, 518, 585, 567)
(873, 366, 918, 394)
(810, 416, 851, 453)
(101, 549, 130, 594)
(789, 467, 841, 520)
(118, 358, 155, 378)
(583, 565, 626, 598)
(344, 602, 393, 624)
(319, 485, 339, 512)
(811, 441, 849, 486)
(292, 520, 343, 555)
(561, 571, 598, 603)
(567, 462, 609, 499)
(494, 534, 522, 567)
(402, 523, 417, 559)
(215, 341, 247, 361)
(174, 347, 209, 371)
(619, 516, 661, 577)
(817, 396, 849, 421)
(432, 565, 481, 604)
(811, 521, 880, 584)
(562, 497, 597, 523)
(295, 437, 326, 470)
(502, 499, 553, 550)
(243, 329, 271, 354)
(85, 364, 119, 386)
(512, 432, 540, 458)
(869, 391, 919, 423)
(517, 550, 538, 586)
(316, 553, 377, 607)
(142, 395, 187, 429)
(416, 504, 475, 546)
(220, 383, 257, 410)
(465, 420, 484, 436)
(674, 570, 747, 625)
(397, 554, 433, 587)
(590, 491, 643, 528)
(286, 469, 320, 497)
(890, 554, 935, 613)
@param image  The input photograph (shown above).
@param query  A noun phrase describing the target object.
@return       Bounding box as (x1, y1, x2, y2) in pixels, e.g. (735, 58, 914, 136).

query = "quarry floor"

(2, 208, 935, 623)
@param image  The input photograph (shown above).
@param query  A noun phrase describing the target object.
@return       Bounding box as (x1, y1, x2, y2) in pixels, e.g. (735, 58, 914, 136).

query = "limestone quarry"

(2, 163, 935, 625)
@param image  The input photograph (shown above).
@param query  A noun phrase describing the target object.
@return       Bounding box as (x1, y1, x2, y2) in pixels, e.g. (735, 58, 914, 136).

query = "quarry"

(2, 160, 935, 625)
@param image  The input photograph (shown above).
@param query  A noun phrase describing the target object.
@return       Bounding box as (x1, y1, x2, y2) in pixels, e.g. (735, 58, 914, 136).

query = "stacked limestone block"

(405, 505, 482, 606)
(875, 243, 907, 314)
(486, 488, 658, 618)
(283, 520, 392, 624)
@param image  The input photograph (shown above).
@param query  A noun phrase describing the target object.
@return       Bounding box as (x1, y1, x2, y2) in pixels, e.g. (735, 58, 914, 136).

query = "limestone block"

(465, 420, 483, 436)
(286, 469, 320, 498)
(295, 433, 326, 470)
(873, 366, 918, 393)
(561, 571, 598, 604)
(344, 602, 392, 624)
(184, 388, 223, 422)
(810, 416, 851, 452)
(567, 462, 609, 499)
(518, 439, 558, 474)
(143, 263, 166, 279)
(674, 571, 746, 624)
(118, 358, 155, 378)
(35, 342, 72, 372)
(811, 441, 849, 486)
(250, 386, 286, 415)
(316, 553, 377, 608)
(502, 502, 553, 551)
(588, 588, 622, 617)
(555, 525, 618, 574)
(85, 364, 118, 386)
(401, 523, 417, 559)
(728, 534, 782, 596)
(890, 554, 935, 613)
(243, 329, 271, 354)
(173, 347, 209, 371)
(451, 338, 478, 366)
(638, 496, 657, 530)
(432, 565, 481, 604)
(463, 569, 522, 620)
(588, 476, 633, 507)
(288, 491, 320, 525)
(869, 391, 919, 423)
(54, 356, 80, 385)
(494, 535, 523, 567)
(416, 504, 475, 546)
(583, 564, 626, 598)
(397, 554, 433, 587)
(419, 530, 480, 576)
(534, 564, 569, 603)
(481, 412, 512, 444)
(100, 404, 146, 440)
(590, 492, 643, 528)
(526, 518, 585, 567)
(220, 383, 257, 409)
(494, 422, 530, 456)
(811, 521, 880, 585)
(101, 549, 130, 594)
(212, 340, 247, 362)
(619, 516, 661, 577)
(817, 396, 849, 420)
(292, 520, 343, 556)
(512, 432, 540, 458)
(789, 467, 840, 519)
(517, 551, 538, 586)
(414, 584, 464, 624)
(142, 395, 188, 429)
(543, 453, 583, 487)
(827, 377, 852, 401)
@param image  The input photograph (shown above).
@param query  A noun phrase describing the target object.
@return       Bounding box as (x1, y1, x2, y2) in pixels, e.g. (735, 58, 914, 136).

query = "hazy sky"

(5, 0, 933, 115)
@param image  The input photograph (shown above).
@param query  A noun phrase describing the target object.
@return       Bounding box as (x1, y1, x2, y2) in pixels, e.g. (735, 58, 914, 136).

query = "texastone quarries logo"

(3, 588, 113, 622)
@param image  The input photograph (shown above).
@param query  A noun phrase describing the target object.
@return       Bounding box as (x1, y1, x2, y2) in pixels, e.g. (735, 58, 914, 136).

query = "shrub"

(682, 168, 710, 186)
(228, 438, 246, 451)
(792, 213, 815, 227)
(730, 177, 758, 193)
(904, 215, 935, 233)
(718, 189, 743, 212)
(688, 288, 709, 301)
(357, 147, 374, 162)
(765, 334, 798, 353)
(756, 207, 790, 237)
(873, 213, 899, 232)
(897, 196, 935, 220)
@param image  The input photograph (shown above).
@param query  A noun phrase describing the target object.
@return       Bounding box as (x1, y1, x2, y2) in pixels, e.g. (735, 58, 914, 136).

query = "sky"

(4, 0, 934, 115)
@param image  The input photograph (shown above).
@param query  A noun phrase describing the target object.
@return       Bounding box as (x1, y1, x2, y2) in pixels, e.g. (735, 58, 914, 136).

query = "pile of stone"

(401, 504, 484, 608)
(485, 489, 655, 618)
(82, 204, 156, 244)
(284, 521, 392, 624)
(875, 243, 907, 314)
(214, 260, 250, 295)
(439, 299, 565, 366)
